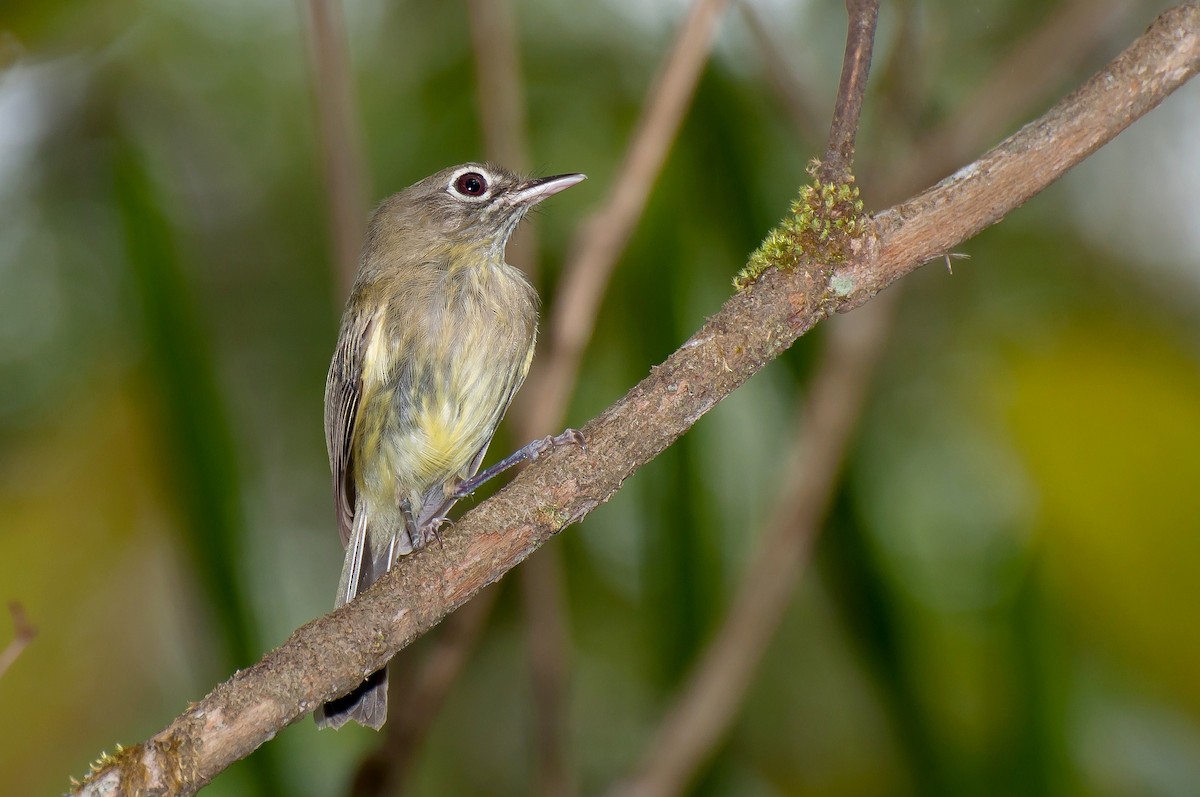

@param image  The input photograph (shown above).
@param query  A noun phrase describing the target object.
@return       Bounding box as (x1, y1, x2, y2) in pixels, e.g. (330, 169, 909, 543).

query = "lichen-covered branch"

(70, 5, 1200, 795)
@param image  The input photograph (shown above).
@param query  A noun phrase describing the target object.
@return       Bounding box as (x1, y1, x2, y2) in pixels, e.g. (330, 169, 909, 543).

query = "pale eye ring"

(454, 172, 488, 197)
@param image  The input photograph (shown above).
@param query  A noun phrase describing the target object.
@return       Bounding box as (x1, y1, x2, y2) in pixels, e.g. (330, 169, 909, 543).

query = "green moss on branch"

(735, 161, 867, 291)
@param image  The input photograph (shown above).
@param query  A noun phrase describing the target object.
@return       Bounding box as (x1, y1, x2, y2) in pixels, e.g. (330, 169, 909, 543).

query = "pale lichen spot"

(830, 272, 855, 296)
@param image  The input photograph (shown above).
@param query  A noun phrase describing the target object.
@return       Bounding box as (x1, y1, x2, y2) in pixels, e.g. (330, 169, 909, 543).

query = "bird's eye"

(454, 172, 488, 197)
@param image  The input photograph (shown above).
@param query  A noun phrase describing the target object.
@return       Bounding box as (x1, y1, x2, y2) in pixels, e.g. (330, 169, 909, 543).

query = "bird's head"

(371, 163, 586, 266)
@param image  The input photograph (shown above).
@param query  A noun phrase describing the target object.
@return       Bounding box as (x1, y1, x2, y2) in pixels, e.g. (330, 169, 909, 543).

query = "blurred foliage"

(2, 1, 1200, 796)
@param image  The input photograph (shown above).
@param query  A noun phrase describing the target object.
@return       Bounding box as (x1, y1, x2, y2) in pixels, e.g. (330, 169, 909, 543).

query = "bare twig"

(70, 7, 1200, 795)
(349, 4, 558, 794)
(467, 0, 541, 283)
(870, 0, 923, 143)
(516, 548, 574, 797)
(371, 2, 1173, 792)
(356, 3, 734, 790)
(0, 602, 35, 680)
(885, 0, 1132, 199)
(610, 292, 897, 797)
(737, 1, 827, 145)
(470, 2, 578, 792)
(606, 3, 1141, 791)
(609, 6, 1163, 789)
(820, 0, 880, 181)
(348, 587, 500, 797)
(606, 5, 889, 793)
(302, 0, 369, 296)
(509, 3, 735, 791)
(475, 6, 580, 795)
(515, 0, 734, 436)
(468, 0, 532, 175)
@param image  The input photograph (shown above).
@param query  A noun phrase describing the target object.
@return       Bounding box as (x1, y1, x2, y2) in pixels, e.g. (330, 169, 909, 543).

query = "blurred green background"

(2, 1, 1200, 795)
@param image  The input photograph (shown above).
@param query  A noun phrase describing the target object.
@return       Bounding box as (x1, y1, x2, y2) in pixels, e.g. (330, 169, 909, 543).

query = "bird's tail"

(314, 666, 388, 730)
(315, 512, 406, 730)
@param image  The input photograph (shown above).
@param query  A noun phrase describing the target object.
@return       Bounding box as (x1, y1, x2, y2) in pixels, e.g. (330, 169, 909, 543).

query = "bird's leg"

(451, 428, 584, 499)
(414, 515, 452, 552)
(409, 429, 584, 546)
(411, 488, 455, 551)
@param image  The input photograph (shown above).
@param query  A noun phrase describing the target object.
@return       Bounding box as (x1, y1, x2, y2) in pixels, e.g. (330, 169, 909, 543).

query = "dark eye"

(454, 172, 487, 196)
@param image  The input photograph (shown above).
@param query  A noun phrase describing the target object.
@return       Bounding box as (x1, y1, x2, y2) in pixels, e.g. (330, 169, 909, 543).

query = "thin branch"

(606, 6, 890, 791)
(510, 3, 734, 791)
(820, 0, 880, 181)
(884, 0, 1133, 200)
(350, 4, 563, 794)
(467, 0, 532, 174)
(516, 548, 574, 797)
(348, 587, 499, 797)
(870, 0, 923, 144)
(467, 0, 541, 283)
(0, 602, 36, 680)
(302, 0, 369, 297)
(70, 6, 1200, 795)
(356, 3, 735, 791)
(602, 2, 1132, 785)
(471, 0, 578, 791)
(609, 292, 898, 797)
(600, 1, 1132, 777)
(737, 1, 828, 145)
(515, 0, 734, 436)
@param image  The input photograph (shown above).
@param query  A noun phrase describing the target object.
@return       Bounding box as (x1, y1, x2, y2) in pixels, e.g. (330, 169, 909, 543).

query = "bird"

(315, 162, 586, 729)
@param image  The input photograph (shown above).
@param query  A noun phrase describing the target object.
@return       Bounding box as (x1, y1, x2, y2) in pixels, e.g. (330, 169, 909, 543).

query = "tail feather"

(335, 511, 370, 609)
(316, 512, 406, 730)
(314, 666, 388, 730)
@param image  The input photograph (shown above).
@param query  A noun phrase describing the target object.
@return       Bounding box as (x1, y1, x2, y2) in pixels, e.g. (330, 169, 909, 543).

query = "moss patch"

(735, 160, 867, 291)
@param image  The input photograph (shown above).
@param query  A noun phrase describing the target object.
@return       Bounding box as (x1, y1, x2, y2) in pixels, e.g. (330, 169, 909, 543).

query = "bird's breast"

(355, 261, 537, 497)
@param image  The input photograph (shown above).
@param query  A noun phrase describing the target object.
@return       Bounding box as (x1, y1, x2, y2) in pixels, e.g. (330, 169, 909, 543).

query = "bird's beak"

(509, 173, 587, 207)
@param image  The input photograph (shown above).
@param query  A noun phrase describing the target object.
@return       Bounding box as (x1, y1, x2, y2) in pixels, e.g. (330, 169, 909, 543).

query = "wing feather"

(324, 310, 376, 547)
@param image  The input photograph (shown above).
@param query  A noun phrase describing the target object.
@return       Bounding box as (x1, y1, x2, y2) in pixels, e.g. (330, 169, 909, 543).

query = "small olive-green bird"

(315, 163, 585, 730)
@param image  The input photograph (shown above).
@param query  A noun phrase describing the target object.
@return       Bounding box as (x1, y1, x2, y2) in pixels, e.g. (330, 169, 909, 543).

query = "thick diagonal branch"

(71, 6, 1200, 795)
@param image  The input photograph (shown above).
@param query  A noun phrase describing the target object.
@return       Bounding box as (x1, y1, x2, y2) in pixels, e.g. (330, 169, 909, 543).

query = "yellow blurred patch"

(0, 379, 201, 795)
(1002, 326, 1200, 711)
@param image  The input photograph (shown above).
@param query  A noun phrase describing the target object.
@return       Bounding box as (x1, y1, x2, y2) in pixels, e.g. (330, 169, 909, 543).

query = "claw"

(414, 516, 452, 550)
(532, 428, 585, 460)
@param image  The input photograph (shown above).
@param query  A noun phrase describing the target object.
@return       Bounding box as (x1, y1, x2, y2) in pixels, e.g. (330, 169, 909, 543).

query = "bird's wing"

(324, 309, 376, 548)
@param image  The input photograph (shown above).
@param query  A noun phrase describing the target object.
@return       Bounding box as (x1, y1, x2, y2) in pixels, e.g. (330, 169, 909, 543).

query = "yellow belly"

(350, 257, 537, 514)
